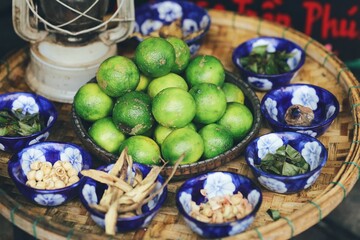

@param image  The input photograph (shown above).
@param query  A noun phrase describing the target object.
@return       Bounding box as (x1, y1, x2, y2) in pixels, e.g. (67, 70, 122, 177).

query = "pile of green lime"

(74, 37, 253, 166)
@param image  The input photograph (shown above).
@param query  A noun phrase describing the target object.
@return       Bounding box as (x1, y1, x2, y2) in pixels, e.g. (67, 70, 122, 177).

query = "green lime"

(189, 83, 227, 124)
(147, 73, 188, 98)
(152, 87, 196, 128)
(73, 83, 114, 122)
(161, 128, 204, 165)
(153, 122, 197, 146)
(217, 102, 253, 142)
(154, 124, 173, 146)
(134, 37, 176, 78)
(166, 37, 191, 74)
(135, 74, 152, 92)
(118, 136, 161, 165)
(88, 117, 126, 154)
(199, 123, 234, 159)
(185, 55, 225, 87)
(222, 82, 245, 104)
(117, 90, 151, 106)
(112, 91, 154, 135)
(96, 56, 140, 97)
(184, 122, 197, 132)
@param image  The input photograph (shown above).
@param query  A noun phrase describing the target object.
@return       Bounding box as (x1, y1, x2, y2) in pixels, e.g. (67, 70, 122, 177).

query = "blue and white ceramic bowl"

(79, 163, 167, 233)
(8, 142, 92, 206)
(134, 0, 211, 55)
(245, 132, 328, 194)
(176, 171, 262, 239)
(232, 37, 306, 91)
(0, 92, 57, 152)
(260, 84, 339, 137)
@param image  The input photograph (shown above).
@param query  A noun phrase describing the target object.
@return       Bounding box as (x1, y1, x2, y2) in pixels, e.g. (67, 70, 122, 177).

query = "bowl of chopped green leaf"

(245, 131, 327, 194)
(0, 92, 57, 152)
(232, 36, 305, 91)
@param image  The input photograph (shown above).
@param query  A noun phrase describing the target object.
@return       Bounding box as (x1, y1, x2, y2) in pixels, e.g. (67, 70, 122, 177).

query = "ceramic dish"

(8, 141, 93, 206)
(0, 92, 57, 152)
(245, 132, 328, 194)
(176, 171, 262, 238)
(232, 36, 306, 91)
(134, 0, 211, 55)
(260, 83, 339, 137)
(79, 163, 167, 233)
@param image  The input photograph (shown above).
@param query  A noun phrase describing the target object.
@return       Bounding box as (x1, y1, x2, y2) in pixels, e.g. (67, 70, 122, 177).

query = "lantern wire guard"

(13, 0, 135, 103)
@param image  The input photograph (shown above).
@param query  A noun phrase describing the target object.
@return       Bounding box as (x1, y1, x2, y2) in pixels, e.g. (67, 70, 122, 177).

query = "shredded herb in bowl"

(0, 109, 44, 137)
(239, 45, 295, 75)
(257, 145, 310, 176)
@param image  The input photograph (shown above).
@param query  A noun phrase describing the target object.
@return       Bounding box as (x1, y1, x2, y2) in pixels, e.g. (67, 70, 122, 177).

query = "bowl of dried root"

(79, 148, 182, 235)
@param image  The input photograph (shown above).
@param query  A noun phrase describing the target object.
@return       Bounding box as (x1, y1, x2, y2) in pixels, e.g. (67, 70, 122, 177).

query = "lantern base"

(25, 38, 116, 103)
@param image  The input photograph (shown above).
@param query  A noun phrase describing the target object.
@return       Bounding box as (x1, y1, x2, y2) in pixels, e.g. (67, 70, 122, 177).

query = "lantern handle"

(99, 0, 135, 45)
(12, 0, 48, 43)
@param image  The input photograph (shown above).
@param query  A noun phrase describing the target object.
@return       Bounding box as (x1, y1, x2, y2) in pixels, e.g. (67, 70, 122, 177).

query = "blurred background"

(0, 0, 359, 239)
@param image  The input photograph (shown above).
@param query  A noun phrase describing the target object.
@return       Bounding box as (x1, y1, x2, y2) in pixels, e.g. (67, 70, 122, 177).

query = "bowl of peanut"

(8, 141, 93, 206)
(176, 171, 262, 238)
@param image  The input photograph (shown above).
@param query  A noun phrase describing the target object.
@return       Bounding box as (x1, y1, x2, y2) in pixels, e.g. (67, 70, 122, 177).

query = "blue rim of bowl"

(175, 171, 263, 227)
(134, 0, 211, 45)
(245, 131, 328, 180)
(7, 141, 92, 193)
(232, 36, 306, 78)
(260, 83, 340, 131)
(79, 163, 168, 222)
(0, 92, 57, 140)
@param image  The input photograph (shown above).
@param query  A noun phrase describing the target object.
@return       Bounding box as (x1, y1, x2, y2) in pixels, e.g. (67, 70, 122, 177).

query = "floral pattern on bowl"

(79, 163, 167, 233)
(232, 37, 306, 91)
(176, 171, 262, 239)
(0, 92, 57, 152)
(8, 142, 92, 206)
(245, 132, 328, 194)
(260, 84, 340, 137)
(134, 0, 211, 55)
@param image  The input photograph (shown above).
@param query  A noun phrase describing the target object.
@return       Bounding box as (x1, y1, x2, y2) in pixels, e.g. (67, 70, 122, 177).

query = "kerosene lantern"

(12, 0, 134, 103)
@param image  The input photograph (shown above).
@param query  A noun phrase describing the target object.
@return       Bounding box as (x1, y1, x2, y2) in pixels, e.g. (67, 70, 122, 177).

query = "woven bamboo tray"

(0, 10, 359, 240)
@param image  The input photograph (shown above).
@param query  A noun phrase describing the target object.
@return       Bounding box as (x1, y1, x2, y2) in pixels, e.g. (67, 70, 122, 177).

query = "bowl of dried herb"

(0, 92, 57, 152)
(245, 131, 328, 194)
(232, 36, 305, 91)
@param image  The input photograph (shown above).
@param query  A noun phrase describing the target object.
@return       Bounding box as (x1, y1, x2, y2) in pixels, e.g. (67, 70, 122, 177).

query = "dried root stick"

(123, 166, 162, 198)
(81, 169, 133, 192)
(134, 154, 185, 214)
(99, 187, 114, 208)
(89, 203, 108, 213)
(86, 149, 184, 236)
(142, 154, 184, 206)
(105, 201, 118, 235)
(133, 168, 143, 187)
(109, 147, 127, 176)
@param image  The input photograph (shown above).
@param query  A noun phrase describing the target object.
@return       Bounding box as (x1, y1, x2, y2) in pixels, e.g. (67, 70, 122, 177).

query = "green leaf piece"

(251, 45, 267, 56)
(0, 108, 44, 137)
(239, 44, 293, 74)
(267, 209, 281, 221)
(256, 144, 310, 176)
